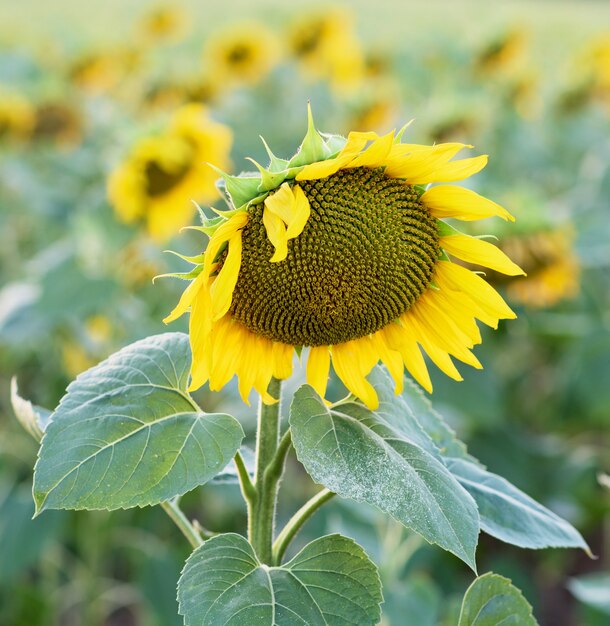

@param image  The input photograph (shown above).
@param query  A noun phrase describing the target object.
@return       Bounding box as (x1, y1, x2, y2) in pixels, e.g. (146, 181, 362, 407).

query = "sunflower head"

(203, 23, 279, 86)
(0, 92, 35, 143)
(286, 8, 364, 93)
(164, 107, 523, 409)
(108, 104, 232, 242)
(32, 101, 83, 148)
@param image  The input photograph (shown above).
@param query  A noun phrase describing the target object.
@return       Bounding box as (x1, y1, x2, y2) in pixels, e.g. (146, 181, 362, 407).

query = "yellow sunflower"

(108, 104, 232, 242)
(164, 108, 523, 409)
(501, 227, 579, 308)
(0, 92, 35, 143)
(138, 5, 187, 44)
(32, 101, 83, 148)
(203, 23, 279, 86)
(286, 8, 364, 93)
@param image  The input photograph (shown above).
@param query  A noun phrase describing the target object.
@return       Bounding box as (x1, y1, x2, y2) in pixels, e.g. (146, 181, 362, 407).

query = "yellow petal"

(306, 346, 331, 398)
(187, 284, 213, 391)
(211, 231, 243, 320)
(296, 131, 377, 181)
(373, 331, 404, 395)
(272, 342, 294, 380)
(350, 130, 395, 168)
(332, 340, 379, 410)
(441, 235, 525, 276)
(203, 211, 249, 278)
(263, 208, 288, 262)
(424, 155, 488, 184)
(163, 270, 206, 324)
(382, 323, 432, 393)
(264, 182, 295, 224)
(421, 185, 515, 222)
(284, 185, 311, 239)
(435, 261, 516, 320)
(384, 143, 470, 180)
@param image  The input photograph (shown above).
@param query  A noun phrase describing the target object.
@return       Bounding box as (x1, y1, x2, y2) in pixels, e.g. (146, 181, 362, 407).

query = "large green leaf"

(458, 572, 538, 625)
(178, 533, 382, 626)
(33, 333, 244, 513)
(289, 385, 480, 570)
(448, 457, 590, 552)
(370, 368, 587, 554)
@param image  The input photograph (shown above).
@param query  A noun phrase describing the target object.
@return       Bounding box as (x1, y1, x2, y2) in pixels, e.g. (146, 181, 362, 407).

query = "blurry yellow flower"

(138, 5, 187, 43)
(0, 91, 35, 143)
(203, 23, 279, 85)
(501, 227, 579, 308)
(143, 74, 221, 111)
(587, 34, 610, 92)
(474, 28, 527, 75)
(164, 109, 522, 409)
(61, 315, 114, 378)
(347, 80, 400, 133)
(108, 104, 232, 242)
(69, 48, 140, 95)
(287, 8, 364, 93)
(32, 101, 83, 148)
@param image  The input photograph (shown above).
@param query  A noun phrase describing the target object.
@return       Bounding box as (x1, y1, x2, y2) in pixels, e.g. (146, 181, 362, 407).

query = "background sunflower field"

(1, 1, 609, 624)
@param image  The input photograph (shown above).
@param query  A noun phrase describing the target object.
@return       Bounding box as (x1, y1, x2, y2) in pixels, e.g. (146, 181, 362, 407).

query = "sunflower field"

(1, 1, 609, 625)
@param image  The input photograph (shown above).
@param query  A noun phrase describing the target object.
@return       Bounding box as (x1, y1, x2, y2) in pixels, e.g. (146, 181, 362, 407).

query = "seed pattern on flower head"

(229, 167, 440, 346)
(164, 109, 524, 409)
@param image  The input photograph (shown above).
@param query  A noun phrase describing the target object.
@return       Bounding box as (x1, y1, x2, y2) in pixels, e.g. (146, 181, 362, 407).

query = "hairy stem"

(161, 499, 204, 549)
(272, 488, 335, 565)
(250, 378, 283, 563)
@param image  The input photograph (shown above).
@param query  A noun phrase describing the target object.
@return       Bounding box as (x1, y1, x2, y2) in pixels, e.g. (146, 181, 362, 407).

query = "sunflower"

(138, 5, 187, 44)
(203, 23, 279, 86)
(108, 104, 232, 242)
(32, 101, 83, 148)
(500, 227, 579, 308)
(0, 92, 35, 143)
(164, 109, 523, 409)
(286, 8, 364, 93)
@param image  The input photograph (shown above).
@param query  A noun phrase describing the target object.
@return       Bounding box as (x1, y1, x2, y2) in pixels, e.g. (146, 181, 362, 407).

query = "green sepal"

(197, 215, 226, 237)
(321, 132, 347, 155)
(246, 157, 290, 193)
(163, 249, 206, 265)
(437, 219, 465, 237)
(153, 265, 203, 282)
(288, 104, 330, 168)
(259, 136, 290, 173)
(395, 119, 414, 142)
(209, 164, 263, 209)
(413, 184, 428, 198)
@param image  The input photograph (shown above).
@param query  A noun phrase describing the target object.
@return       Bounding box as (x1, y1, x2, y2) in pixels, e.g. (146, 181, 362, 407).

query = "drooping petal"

(210, 230, 243, 320)
(441, 235, 525, 276)
(422, 185, 515, 222)
(306, 346, 331, 398)
(331, 340, 379, 410)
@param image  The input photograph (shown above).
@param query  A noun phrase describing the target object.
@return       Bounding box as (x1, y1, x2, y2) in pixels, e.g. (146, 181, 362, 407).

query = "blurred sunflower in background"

(202, 22, 280, 86)
(137, 4, 187, 45)
(0, 91, 35, 143)
(31, 100, 83, 148)
(286, 8, 364, 94)
(500, 226, 580, 308)
(474, 27, 527, 76)
(108, 104, 232, 242)
(165, 110, 523, 409)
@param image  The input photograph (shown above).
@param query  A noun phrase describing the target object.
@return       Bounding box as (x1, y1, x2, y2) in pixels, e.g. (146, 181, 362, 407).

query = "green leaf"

(289, 385, 480, 570)
(458, 572, 538, 625)
(568, 573, 610, 615)
(178, 533, 382, 626)
(33, 333, 244, 513)
(10, 377, 51, 441)
(448, 457, 590, 552)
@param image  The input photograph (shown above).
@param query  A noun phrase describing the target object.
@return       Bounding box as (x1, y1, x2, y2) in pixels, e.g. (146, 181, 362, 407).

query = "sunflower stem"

(160, 499, 204, 549)
(250, 377, 283, 564)
(272, 489, 335, 565)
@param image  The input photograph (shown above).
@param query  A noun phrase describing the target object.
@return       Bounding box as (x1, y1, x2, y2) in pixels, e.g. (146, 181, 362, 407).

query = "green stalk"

(161, 499, 204, 549)
(272, 488, 335, 565)
(250, 378, 285, 563)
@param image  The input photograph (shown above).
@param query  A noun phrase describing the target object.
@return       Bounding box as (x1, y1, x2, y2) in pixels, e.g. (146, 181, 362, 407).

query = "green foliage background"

(1, 1, 609, 625)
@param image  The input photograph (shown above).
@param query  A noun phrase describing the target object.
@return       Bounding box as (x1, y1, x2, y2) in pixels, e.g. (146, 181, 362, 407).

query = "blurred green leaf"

(10, 377, 52, 441)
(178, 533, 382, 626)
(289, 384, 479, 570)
(33, 332, 244, 512)
(0, 483, 65, 585)
(448, 457, 589, 552)
(568, 573, 610, 615)
(383, 575, 440, 626)
(458, 572, 538, 625)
